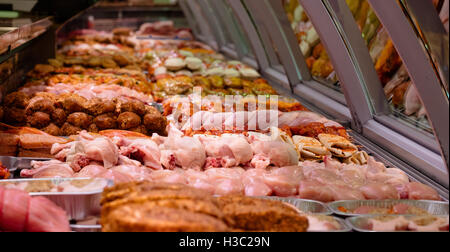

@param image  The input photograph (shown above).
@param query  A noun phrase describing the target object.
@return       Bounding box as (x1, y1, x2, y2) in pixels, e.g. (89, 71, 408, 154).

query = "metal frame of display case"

(180, 0, 449, 192)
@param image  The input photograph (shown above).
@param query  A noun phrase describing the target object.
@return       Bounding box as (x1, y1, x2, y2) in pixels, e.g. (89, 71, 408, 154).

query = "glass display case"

(184, 0, 449, 196)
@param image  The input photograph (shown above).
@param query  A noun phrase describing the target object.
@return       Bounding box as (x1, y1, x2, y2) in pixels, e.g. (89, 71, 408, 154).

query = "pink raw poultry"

(262, 166, 304, 197)
(119, 138, 162, 170)
(198, 135, 253, 168)
(242, 169, 272, 196)
(250, 140, 299, 169)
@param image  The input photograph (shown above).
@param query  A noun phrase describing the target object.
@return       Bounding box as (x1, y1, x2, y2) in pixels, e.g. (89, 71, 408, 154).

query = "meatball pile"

(1, 92, 167, 136)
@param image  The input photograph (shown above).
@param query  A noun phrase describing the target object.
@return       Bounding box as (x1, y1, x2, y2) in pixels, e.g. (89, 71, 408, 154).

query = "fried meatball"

(61, 123, 82, 136)
(94, 114, 117, 130)
(42, 123, 61, 136)
(120, 101, 146, 116)
(117, 112, 141, 130)
(88, 124, 99, 133)
(129, 125, 148, 135)
(58, 95, 88, 113)
(87, 99, 116, 116)
(67, 112, 93, 129)
(3, 92, 29, 108)
(28, 112, 51, 128)
(143, 111, 167, 133)
(25, 97, 55, 115)
(51, 108, 67, 127)
(4, 107, 27, 125)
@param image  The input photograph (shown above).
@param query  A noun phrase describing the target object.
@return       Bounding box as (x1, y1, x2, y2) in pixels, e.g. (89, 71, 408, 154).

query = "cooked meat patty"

(61, 122, 82, 136)
(51, 108, 67, 127)
(28, 112, 51, 128)
(102, 204, 229, 232)
(117, 112, 141, 130)
(67, 112, 93, 129)
(3, 92, 29, 108)
(42, 123, 61, 136)
(94, 114, 117, 130)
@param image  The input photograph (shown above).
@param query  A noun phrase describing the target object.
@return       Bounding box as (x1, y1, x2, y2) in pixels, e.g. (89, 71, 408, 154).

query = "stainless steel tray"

(346, 215, 449, 232)
(70, 224, 102, 233)
(0, 178, 113, 220)
(328, 200, 449, 217)
(258, 196, 332, 215)
(0, 156, 52, 178)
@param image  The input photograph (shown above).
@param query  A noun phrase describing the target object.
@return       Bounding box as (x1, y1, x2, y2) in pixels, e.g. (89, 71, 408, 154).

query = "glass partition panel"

(344, 0, 433, 134)
(282, 0, 341, 92)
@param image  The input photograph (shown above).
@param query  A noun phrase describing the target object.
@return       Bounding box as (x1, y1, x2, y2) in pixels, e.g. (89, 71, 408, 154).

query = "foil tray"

(346, 215, 449, 232)
(0, 177, 113, 221)
(258, 196, 333, 215)
(328, 200, 449, 217)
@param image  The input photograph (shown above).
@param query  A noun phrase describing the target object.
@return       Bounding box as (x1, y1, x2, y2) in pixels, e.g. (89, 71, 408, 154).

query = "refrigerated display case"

(183, 0, 449, 197)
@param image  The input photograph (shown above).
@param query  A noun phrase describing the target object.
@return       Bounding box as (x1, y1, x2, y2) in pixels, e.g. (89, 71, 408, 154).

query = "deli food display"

(0, 0, 447, 233)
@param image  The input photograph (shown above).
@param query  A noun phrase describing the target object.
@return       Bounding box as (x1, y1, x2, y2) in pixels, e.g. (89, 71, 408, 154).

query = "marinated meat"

(42, 123, 61, 136)
(88, 124, 99, 133)
(61, 123, 82, 136)
(67, 112, 93, 129)
(51, 108, 67, 127)
(94, 114, 118, 130)
(28, 112, 51, 128)
(129, 125, 148, 135)
(117, 112, 141, 130)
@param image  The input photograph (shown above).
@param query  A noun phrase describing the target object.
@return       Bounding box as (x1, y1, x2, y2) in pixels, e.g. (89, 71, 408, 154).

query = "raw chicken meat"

(405, 182, 441, 201)
(159, 126, 206, 170)
(21, 161, 74, 178)
(251, 140, 299, 169)
(360, 183, 400, 200)
(185, 169, 216, 194)
(95, 170, 134, 184)
(263, 166, 303, 196)
(75, 164, 108, 178)
(404, 84, 422, 116)
(198, 134, 253, 168)
(242, 169, 272, 196)
(119, 138, 162, 170)
(111, 165, 152, 181)
(298, 180, 335, 202)
(149, 169, 188, 185)
(205, 168, 245, 196)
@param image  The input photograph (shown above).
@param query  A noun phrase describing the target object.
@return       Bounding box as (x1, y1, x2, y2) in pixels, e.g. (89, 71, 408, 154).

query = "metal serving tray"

(328, 200, 449, 217)
(0, 156, 52, 178)
(346, 215, 449, 232)
(70, 224, 102, 233)
(0, 178, 113, 220)
(258, 196, 333, 215)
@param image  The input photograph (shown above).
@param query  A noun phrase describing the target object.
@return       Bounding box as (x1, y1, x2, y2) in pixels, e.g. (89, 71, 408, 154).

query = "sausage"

(25, 97, 55, 115)
(58, 95, 89, 113)
(61, 123, 82, 136)
(129, 125, 148, 135)
(3, 92, 30, 109)
(87, 99, 116, 116)
(120, 101, 146, 116)
(67, 112, 93, 129)
(42, 123, 61, 136)
(28, 112, 51, 128)
(143, 110, 167, 133)
(117, 112, 141, 130)
(51, 108, 67, 127)
(4, 107, 27, 125)
(88, 124, 99, 133)
(94, 114, 117, 130)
